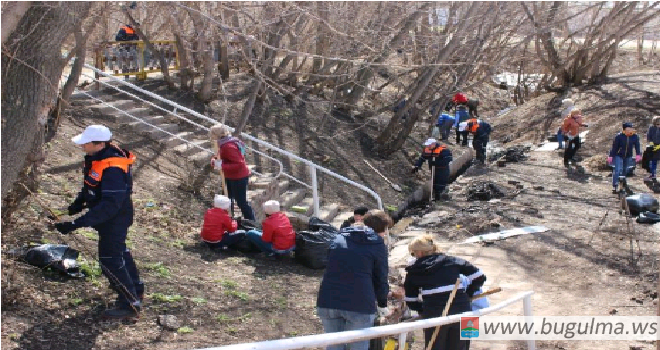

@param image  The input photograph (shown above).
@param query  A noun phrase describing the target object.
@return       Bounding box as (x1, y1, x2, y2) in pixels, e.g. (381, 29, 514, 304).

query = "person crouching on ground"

(245, 200, 295, 257)
(436, 113, 456, 142)
(404, 235, 486, 350)
(340, 206, 369, 229)
(412, 138, 453, 201)
(209, 124, 255, 221)
(608, 122, 641, 194)
(201, 194, 246, 250)
(316, 211, 392, 350)
(645, 116, 660, 181)
(561, 108, 589, 167)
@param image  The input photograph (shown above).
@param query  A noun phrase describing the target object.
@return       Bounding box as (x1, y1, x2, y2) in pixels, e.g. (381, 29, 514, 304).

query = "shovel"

(364, 160, 402, 192)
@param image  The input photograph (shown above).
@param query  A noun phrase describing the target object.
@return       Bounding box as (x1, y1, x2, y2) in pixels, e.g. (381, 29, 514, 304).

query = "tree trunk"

(174, 32, 193, 90)
(312, 1, 329, 74)
(345, 3, 431, 107)
(1, 1, 32, 45)
(1, 2, 90, 208)
(233, 81, 263, 136)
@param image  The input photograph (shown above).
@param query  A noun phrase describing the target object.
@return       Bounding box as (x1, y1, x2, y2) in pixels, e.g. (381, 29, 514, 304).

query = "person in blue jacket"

(436, 113, 456, 142)
(608, 122, 641, 194)
(55, 125, 143, 320)
(316, 211, 391, 350)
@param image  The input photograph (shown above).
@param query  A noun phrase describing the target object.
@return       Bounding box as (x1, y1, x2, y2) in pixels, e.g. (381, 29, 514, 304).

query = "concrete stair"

(73, 90, 347, 228)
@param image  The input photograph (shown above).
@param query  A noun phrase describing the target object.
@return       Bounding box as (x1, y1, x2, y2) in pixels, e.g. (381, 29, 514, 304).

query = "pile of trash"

(488, 144, 531, 163)
(466, 182, 507, 201)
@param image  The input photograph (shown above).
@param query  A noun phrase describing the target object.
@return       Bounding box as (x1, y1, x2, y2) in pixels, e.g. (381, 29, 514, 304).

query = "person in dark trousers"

(645, 116, 660, 181)
(464, 118, 492, 165)
(209, 124, 255, 221)
(451, 93, 471, 146)
(55, 125, 143, 320)
(245, 200, 296, 256)
(608, 122, 641, 194)
(412, 139, 453, 201)
(115, 24, 140, 81)
(404, 235, 486, 350)
(340, 206, 369, 229)
(393, 94, 411, 121)
(561, 108, 589, 167)
(316, 211, 391, 350)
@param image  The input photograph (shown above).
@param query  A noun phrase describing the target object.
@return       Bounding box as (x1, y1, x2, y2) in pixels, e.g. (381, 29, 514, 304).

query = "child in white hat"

(200, 194, 246, 250)
(245, 200, 296, 256)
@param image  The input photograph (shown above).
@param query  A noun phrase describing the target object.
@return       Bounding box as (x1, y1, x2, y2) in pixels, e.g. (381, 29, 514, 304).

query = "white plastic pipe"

(191, 291, 535, 350)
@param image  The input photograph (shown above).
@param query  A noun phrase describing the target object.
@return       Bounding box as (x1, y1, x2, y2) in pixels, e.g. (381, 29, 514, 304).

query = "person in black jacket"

(55, 125, 143, 320)
(412, 139, 453, 201)
(339, 206, 369, 229)
(404, 235, 486, 350)
(316, 211, 391, 350)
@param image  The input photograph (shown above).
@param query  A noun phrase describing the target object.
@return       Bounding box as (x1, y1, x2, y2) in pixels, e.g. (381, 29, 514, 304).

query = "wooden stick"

(19, 183, 61, 221)
(470, 287, 502, 301)
(425, 278, 461, 350)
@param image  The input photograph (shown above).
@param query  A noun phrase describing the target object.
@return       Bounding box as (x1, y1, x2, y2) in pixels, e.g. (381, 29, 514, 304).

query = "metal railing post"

(523, 295, 536, 350)
(310, 164, 320, 217)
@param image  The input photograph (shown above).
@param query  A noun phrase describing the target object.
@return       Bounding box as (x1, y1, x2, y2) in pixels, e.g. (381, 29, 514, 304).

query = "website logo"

(461, 317, 479, 338)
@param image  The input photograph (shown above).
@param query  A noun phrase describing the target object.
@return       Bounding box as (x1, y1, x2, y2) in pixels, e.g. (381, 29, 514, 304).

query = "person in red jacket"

(245, 200, 296, 256)
(209, 124, 255, 220)
(201, 195, 246, 250)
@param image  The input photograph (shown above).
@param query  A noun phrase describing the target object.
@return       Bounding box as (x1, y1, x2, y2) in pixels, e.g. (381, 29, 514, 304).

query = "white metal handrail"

(82, 64, 384, 214)
(191, 291, 536, 350)
(70, 72, 285, 180)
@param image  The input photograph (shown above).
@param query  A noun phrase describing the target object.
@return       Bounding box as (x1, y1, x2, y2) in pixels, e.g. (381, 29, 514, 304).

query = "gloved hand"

(636, 155, 642, 163)
(567, 135, 575, 141)
(607, 157, 613, 164)
(649, 142, 654, 146)
(377, 306, 391, 318)
(67, 199, 85, 216)
(411, 166, 419, 174)
(55, 221, 78, 235)
(653, 144, 660, 152)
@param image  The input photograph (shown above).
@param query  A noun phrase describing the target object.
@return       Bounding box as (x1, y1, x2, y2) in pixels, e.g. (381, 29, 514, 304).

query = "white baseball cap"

(424, 138, 437, 146)
(72, 125, 112, 145)
(263, 200, 281, 215)
(214, 194, 231, 210)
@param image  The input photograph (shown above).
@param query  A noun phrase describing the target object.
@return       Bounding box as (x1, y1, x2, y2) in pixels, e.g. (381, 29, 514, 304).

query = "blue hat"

(622, 122, 633, 129)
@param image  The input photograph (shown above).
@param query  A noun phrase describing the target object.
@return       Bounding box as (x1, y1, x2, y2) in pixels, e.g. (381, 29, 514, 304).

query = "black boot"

(102, 304, 140, 320)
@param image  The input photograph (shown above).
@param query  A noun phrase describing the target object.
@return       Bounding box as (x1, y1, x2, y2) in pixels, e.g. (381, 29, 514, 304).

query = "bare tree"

(2, 2, 91, 216)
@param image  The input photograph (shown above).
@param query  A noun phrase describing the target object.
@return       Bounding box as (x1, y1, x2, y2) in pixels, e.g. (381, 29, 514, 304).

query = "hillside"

(1, 71, 659, 350)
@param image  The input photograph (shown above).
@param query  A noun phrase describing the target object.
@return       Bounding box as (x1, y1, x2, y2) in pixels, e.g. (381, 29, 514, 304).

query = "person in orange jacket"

(245, 200, 296, 256)
(561, 108, 589, 167)
(200, 194, 246, 250)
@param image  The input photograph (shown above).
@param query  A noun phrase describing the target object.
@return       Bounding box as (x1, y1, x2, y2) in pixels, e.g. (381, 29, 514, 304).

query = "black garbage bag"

(23, 244, 84, 278)
(636, 211, 660, 224)
(642, 145, 653, 173)
(295, 230, 338, 269)
(625, 193, 659, 216)
(308, 216, 338, 233)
